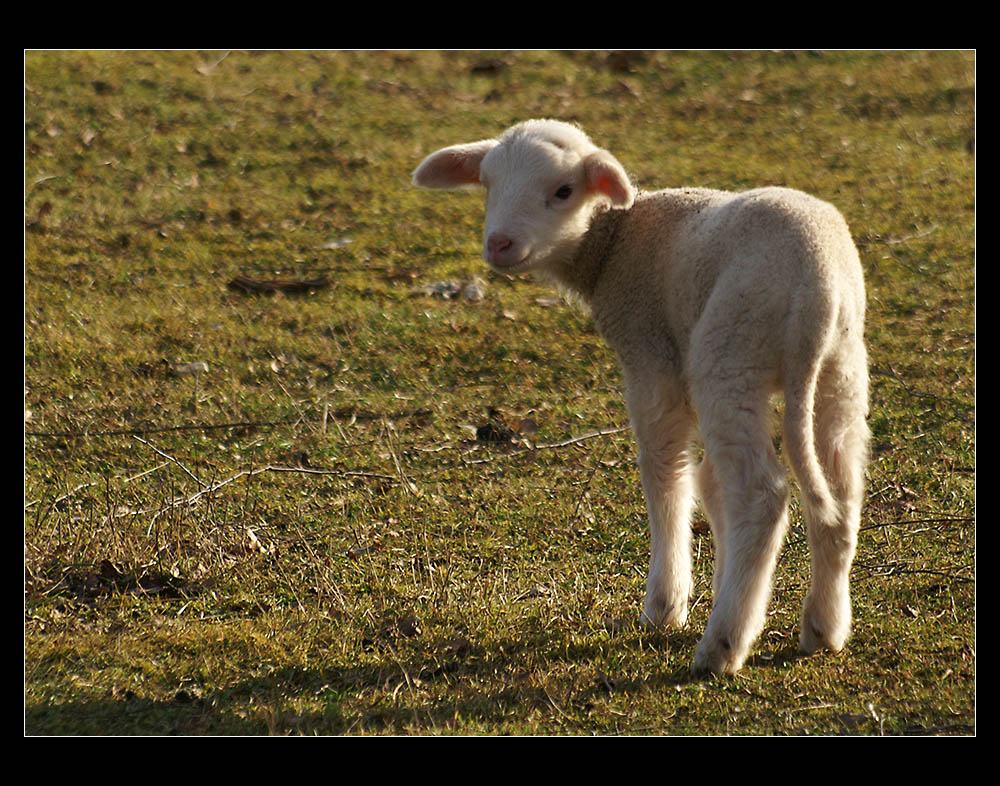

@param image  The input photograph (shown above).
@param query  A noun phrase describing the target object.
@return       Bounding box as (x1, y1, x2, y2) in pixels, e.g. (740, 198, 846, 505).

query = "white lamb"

(412, 119, 869, 674)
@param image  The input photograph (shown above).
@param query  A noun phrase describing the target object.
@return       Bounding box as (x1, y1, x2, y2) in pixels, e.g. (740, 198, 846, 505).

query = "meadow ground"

(25, 50, 974, 735)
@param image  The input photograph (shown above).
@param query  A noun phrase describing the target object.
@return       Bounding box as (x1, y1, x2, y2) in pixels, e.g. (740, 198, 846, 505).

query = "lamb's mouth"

(490, 260, 529, 275)
(484, 249, 535, 274)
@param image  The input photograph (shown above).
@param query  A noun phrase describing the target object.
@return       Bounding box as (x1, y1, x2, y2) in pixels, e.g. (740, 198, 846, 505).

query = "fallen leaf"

(476, 422, 519, 444)
(169, 361, 209, 376)
(412, 276, 486, 302)
(228, 275, 329, 294)
(442, 637, 472, 657)
(246, 527, 274, 555)
(318, 238, 353, 250)
(470, 58, 508, 75)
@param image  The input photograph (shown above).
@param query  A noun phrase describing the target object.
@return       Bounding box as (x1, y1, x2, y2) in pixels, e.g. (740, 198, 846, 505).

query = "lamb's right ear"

(412, 139, 499, 189)
(583, 149, 636, 208)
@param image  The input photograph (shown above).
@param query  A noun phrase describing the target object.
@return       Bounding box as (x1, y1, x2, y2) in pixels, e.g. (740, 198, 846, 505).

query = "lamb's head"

(412, 120, 635, 275)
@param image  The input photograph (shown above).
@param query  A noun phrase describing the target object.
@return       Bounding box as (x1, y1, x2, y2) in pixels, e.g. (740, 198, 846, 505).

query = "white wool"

(414, 120, 869, 674)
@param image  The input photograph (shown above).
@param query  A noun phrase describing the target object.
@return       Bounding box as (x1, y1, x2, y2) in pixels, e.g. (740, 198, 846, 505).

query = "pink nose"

(486, 233, 520, 266)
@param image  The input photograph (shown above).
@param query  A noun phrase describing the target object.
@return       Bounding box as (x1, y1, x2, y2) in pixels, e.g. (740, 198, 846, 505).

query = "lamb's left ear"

(412, 139, 499, 189)
(583, 149, 635, 208)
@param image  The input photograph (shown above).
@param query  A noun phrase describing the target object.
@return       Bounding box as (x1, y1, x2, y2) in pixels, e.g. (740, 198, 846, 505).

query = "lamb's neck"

(545, 204, 627, 305)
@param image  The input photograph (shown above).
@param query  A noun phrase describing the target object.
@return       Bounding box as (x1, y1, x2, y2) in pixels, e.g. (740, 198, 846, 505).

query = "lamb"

(412, 119, 869, 675)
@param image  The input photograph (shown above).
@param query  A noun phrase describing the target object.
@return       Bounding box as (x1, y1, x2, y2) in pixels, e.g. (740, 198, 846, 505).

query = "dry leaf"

(228, 275, 329, 295)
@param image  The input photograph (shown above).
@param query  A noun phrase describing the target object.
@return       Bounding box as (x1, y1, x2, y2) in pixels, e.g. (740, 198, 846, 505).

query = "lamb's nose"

(487, 234, 513, 258)
(486, 233, 523, 266)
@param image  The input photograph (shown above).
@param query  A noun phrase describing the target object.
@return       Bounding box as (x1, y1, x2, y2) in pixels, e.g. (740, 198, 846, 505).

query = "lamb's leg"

(696, 455, 728, 597)
(795, 349, 869, 655)
(693, 394, 790, 675)
(625, 371, 697, 629)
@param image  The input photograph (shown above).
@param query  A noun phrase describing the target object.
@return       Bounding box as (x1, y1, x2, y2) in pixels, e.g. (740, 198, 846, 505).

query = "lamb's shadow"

(25, 618, 817, 735)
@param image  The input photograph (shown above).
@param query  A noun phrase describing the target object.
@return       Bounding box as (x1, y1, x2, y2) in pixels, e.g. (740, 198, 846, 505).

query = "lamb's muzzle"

(485, 232, 523, 267)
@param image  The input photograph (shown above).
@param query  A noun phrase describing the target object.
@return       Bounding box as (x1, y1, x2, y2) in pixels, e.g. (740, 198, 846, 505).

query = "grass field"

(25, 50, 975, 735)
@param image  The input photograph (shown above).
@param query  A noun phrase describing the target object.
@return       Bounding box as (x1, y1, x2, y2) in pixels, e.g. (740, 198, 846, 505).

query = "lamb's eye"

(554, 185, 573, 200)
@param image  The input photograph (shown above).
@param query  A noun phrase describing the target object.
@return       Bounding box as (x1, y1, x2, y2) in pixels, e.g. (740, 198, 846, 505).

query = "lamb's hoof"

(692, 633, 747, 675)
(640, 595, 688, 630)
(799, 597, 850, 655)
(799, 620, 848, 656)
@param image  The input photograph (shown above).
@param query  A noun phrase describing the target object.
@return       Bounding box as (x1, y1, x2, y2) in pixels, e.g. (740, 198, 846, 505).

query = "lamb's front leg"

(626, 372, 697, 629)
(639, 450, 697, 628)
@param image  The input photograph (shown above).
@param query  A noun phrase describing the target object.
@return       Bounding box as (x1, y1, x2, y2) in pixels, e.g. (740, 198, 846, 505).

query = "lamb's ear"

(583, 149, 635, 208)
(412, 139, 499, 189)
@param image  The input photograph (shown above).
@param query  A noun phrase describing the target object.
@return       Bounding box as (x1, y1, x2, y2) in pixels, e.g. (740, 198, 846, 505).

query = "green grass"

(25, 50, 975, 735)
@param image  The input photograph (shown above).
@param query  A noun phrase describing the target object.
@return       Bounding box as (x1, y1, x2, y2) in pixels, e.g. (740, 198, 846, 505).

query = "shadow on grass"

(25, 620, 824, 736)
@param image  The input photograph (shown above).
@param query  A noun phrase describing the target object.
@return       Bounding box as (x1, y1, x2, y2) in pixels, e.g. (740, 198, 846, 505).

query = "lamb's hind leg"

(793, 347, 870, 655)
(625, 371, 697, 630)
(696, 455, 727, 597)
(693, 394, 790, 675)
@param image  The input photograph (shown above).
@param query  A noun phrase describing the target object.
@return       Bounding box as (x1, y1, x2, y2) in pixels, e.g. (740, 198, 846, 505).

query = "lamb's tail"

(781, 294, 842, 527)
(783, 361, 840, 527)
